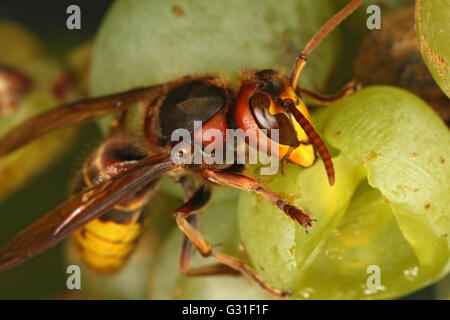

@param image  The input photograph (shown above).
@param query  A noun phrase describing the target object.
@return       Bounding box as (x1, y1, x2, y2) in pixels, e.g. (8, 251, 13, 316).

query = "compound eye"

(249, 93, 297, 145)
(249, 93, 273, 127)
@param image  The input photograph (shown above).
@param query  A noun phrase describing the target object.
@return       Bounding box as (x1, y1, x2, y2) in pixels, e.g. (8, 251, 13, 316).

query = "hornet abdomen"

(71, 136, 157, 273)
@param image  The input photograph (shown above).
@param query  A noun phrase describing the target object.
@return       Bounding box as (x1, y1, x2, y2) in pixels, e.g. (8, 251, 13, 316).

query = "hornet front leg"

(200, 167, 315, 230)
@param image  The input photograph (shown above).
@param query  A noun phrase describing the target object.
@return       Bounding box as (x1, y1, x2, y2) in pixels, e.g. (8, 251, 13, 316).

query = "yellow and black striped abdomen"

(71, 137, 156, 273)
(73, 209, 144, 273)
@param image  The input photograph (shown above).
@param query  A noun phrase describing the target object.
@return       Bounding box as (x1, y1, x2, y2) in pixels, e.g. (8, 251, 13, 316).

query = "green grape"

(92, 0, 338, 93)
(315, 86, 449, 261)
(239, 86, 449, 299)
(416, 0, 450, 97)
(239, 155, 365, 291)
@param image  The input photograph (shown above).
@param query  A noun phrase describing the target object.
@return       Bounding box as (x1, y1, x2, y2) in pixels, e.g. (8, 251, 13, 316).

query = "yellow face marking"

(268, 99, 285, 116)
(274, 87, 316, 167)
(290, 59, 307, 89)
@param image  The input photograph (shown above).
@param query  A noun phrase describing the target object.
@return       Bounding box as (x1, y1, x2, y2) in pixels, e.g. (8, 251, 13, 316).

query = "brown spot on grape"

(413, 188, 419, 192)
(440, 157, 445, 164)
(424, 203, 430, 209)
(259, 266, 265, 271)
(364, 151, 381, 163)
(443, 234, 448, 238)
(334, 130, 342, 136)
(171, 5, 185, 16)
(416, 0, 450, 96)
(411, 152, 417, 159)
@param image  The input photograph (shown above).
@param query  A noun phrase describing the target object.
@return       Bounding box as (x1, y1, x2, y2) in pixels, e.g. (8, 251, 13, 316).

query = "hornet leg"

(200, 167, 315, 229)
(174, 185, 288, 298)
(297, 79, 361, 105)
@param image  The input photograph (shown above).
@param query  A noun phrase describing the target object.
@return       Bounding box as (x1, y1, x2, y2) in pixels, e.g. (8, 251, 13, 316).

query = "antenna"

(290, 0, 363, 88)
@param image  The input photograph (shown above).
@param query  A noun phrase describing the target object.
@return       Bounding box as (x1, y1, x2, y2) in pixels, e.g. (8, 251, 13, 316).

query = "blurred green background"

(0, 0, 110, 299)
